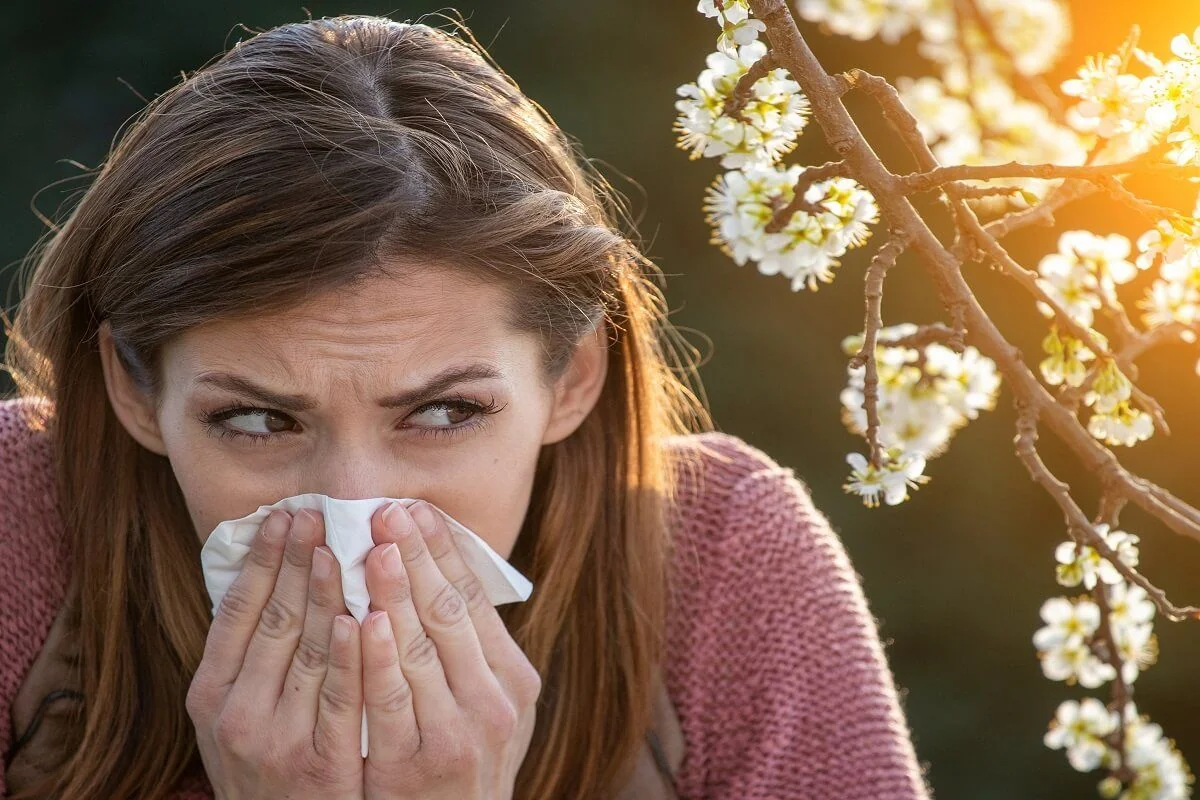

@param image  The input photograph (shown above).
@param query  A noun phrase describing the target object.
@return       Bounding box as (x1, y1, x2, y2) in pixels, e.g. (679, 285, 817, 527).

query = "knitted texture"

(0, 396, 931, 798)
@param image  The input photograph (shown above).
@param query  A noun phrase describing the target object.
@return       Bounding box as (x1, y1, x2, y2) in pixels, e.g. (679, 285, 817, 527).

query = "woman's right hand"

(186, 508, 366, 799)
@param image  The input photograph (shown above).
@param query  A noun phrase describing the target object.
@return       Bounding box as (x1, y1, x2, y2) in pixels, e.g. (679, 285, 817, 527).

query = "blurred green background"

(4, 2, 1198, 797)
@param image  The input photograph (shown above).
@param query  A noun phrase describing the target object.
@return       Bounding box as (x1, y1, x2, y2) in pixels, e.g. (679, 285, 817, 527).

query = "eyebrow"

(193, 363, 506, 412)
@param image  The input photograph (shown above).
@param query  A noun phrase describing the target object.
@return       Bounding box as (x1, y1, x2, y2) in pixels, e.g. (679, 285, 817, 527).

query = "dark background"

(4, 3, 1198, 797)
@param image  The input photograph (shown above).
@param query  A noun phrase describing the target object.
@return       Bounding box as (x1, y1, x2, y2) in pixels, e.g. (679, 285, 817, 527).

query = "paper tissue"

(199, 493, 534, 757)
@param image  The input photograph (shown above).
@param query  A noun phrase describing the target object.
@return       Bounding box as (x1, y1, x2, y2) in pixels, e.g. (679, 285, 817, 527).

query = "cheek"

(158, 422, 283, 544)
(417, 441, 541, 562)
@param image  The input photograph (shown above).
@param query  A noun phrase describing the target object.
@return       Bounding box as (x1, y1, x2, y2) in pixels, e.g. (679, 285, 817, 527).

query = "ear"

(541, 321, 610, 446)
(98, 321, 169, 456)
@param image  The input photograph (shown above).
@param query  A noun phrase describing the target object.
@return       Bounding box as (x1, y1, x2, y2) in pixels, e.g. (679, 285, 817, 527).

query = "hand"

(187, 508, 366, 800)
(359, 500, 542, 800)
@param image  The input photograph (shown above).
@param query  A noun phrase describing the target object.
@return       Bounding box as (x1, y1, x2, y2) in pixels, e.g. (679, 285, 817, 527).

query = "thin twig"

(722, 50, 779, 122)
(1092, 580, 1136, 783)
(850, 234, 911, 467)
(898, 151, 1198, 193)
(877, 322, 964, 352)
(765, 159, 847, 232)
(984, 180, 1098, 240)
(1013, 409, 1200, 622)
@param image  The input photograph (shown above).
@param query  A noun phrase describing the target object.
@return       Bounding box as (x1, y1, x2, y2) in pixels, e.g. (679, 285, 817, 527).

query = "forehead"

(162, 267, 530, 381)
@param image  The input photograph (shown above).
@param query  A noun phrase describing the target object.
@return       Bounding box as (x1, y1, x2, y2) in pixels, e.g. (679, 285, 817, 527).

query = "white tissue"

(199, 493, 534, 758)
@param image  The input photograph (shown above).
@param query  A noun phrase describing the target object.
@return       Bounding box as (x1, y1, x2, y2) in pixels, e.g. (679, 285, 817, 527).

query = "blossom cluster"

(800, 0, 1087, 211)
(1031, 213, 1200, 443)
(1135, 205, 1200, 377)
(1061, 28, 1200, 167)
(675, 0, 880, 289)
(703, 165, 879, 290)
(1031, 230, 1156, 446)
(1035, 526, 1193, 797)
(796, 0, 1071, 76)
(1045, 699, 1192, 797)
(838, 324, 1002, 506)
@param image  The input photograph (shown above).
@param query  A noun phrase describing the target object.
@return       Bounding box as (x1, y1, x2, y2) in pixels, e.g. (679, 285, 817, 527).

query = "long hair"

(3, 13, 712, 799)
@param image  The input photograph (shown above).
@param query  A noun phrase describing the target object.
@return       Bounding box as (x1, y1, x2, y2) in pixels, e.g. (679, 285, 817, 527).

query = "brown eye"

(408, 401, 478, 428)
(223, 409, 296, 435)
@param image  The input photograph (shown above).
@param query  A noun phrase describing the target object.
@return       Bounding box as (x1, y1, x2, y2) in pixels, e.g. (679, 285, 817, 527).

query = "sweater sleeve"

(697, 463, 931, 799)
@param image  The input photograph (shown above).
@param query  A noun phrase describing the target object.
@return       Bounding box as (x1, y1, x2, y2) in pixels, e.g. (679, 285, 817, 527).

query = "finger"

(404, 501, 527, 680)
(371, 502, 495, 700)
(197, 509, 292, 692)
(362, 610, 420, 759)
(276, 545, 350, 732)
(313, 615, 364, 762)
(363, 536, 458, 731)
(232, 509, 327, 703)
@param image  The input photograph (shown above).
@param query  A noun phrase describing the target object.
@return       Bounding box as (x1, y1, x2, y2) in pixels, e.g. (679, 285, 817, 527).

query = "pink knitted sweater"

(0, 396, 931, 798)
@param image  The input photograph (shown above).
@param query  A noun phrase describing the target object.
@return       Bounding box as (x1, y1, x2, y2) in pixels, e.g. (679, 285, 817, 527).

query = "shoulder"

(663, 429, 823, 559)
(661, 429, 848, 623)
(661, 430, 929, 798)
(0, 393, 67, 599)
(0, 396, 59, 521)
(663, 428, 806, 510)
(0, 394, 68, 629)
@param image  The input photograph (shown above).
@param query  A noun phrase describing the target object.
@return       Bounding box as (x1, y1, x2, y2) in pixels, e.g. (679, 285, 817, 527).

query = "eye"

(406, 400, 480, 428)
(402, 395, 506, 439)
(203, 407, 297, 440)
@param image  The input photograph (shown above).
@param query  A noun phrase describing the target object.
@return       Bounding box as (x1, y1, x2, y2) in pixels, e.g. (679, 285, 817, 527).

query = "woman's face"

(100, 266, 607, 559)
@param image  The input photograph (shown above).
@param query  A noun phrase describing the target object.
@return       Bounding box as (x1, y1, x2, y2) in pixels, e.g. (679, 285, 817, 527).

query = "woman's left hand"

(360, 500, 541, 800)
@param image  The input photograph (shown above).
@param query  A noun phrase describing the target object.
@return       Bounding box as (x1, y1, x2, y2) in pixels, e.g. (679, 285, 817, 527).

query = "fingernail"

(290, 509, 315, 541)
(382, 543, 403, 577)
(313, 547, 334, 580)
(334, 616, 352, 642)
(382, 501, 414, 538)
(369, 610, 392, 640)
(409, 501, 437, 537)
(261, 510, 290, 541)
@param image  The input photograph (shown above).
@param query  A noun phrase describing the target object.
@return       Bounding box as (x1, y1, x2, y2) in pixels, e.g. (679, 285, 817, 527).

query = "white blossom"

(1035, 596, 1102, 649)
(1034, 596, 1116, 687)
(1087, 400, 1155, 447)
(1136, 219, 1196, 271)
(1034, 230, 1139, 327)
(1119, 710, 1195, 798)
(976, 0, 1071, 76)
(1085, 360, 1134, 415)
(794, 0, 935, 45)
(842, 450, 929, 508)
(1044, 697, 1120, 772)
(1054, 524, 1140, 590)
(1105, 581, 1158, 685)
(1040, 325, 1095, 387)
(1140, 279, 1200, 329)
(1062, 53, 1149, 139)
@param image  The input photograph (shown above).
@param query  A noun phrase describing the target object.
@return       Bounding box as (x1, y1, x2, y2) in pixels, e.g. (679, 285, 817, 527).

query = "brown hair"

(3, 13, 711, 799)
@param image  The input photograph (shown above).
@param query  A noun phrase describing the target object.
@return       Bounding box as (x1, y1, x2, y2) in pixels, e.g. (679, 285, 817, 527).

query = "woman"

(0, 14, 929, 799)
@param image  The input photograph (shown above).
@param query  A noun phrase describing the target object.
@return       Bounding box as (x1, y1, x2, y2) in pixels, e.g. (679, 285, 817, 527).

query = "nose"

(303, 441, 402, 501)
